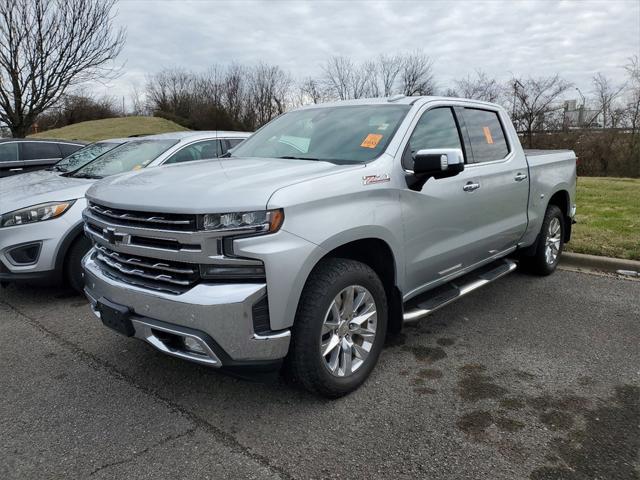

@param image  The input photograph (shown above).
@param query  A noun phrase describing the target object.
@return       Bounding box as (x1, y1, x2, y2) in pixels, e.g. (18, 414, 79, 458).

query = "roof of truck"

(298, 96, 501, 109)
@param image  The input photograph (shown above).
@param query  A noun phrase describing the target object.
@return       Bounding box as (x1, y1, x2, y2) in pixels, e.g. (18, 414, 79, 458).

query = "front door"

(401, 106, 492, 297)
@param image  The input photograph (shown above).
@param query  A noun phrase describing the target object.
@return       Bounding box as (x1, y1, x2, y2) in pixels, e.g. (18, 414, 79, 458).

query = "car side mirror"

(413, 149, 465, 179)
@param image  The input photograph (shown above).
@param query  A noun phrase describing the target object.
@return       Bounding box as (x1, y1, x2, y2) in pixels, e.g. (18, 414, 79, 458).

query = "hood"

(86, 157, 362, 213)
(0, 171, 94, 214)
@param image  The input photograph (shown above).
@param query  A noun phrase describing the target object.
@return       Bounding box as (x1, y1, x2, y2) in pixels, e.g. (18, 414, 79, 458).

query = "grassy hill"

(29, 116, 188, 142)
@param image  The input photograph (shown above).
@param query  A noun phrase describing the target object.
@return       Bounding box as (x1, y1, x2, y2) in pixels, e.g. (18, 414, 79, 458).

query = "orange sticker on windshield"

(482, 126, 494, 144)
(132, 165, 142, 170)
(361, 133, 383, 149)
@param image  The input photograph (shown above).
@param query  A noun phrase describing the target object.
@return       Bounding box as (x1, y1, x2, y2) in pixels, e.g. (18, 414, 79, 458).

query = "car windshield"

(52, 141, 122, 173)
(229, 104, 410, 163)
(70, 139, 178, 179)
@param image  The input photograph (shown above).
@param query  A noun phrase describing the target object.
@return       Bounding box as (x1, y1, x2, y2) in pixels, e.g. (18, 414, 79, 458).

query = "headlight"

(200, 209, 284, 233)
(0, 201, 76, 228)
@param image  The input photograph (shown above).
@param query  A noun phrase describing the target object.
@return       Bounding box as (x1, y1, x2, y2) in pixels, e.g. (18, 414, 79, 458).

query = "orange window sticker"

(361, 133, 383, 149)
(482, 126, 494, 144)
(132, 165, 142, 170)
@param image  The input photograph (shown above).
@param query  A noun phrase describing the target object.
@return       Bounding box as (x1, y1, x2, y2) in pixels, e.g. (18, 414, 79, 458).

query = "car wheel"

(289, 258, 388, 398)
(66, 234, 92, 293)
(523, 204, 564, 276)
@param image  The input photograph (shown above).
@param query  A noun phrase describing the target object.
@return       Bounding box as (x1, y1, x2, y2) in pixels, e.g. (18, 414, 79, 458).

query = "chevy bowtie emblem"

(103, 227, 128, 245)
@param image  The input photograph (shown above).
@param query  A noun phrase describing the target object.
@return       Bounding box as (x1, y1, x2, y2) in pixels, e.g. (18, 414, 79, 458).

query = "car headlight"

(0, 200, 76, 228)
(199, 209, 284, 233)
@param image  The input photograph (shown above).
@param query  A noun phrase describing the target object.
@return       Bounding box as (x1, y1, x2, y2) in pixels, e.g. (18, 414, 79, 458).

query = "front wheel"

(522, 204, 564, 276)
(289, 258, 388, 398)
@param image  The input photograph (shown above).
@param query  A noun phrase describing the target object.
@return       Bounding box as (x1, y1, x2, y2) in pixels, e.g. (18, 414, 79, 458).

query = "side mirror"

(413, 149, 464, 179)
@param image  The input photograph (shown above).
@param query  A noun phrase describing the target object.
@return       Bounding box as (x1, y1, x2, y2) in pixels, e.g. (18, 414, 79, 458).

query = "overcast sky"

(94, 0, 640, 103)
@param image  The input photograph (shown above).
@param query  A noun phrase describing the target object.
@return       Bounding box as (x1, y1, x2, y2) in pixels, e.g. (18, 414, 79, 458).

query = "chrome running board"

(403, 258, 517, 323)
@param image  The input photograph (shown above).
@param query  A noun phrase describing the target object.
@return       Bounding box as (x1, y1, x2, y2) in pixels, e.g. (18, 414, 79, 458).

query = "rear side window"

(461, 109, 509, 163)
(164, 140, 223, 165)
(22, 142, 62, 160)
(0, 142, 18, 162)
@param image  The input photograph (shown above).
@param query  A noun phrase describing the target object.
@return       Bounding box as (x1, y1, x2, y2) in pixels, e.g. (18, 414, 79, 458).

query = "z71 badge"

(362, 173, 391, 185)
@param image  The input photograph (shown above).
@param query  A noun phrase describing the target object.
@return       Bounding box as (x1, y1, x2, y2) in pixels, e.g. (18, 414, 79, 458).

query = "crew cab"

(82, 97, 576, 397)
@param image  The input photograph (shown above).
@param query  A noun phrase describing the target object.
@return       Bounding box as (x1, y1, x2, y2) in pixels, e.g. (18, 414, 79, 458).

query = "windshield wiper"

(278, 156, 321, 161)
(49, 165, 66, 172)
(72, 173, 103, 179)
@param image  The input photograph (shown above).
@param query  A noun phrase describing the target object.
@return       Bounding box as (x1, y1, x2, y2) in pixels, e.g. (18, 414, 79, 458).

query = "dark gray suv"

(0, 138, 85, 177)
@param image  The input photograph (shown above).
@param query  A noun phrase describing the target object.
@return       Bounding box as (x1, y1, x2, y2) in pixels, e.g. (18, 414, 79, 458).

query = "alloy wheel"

(320, 285, 377, 377)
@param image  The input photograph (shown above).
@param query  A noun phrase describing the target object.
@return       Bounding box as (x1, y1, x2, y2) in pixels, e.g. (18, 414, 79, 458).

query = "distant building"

(563, 100, 600, 128)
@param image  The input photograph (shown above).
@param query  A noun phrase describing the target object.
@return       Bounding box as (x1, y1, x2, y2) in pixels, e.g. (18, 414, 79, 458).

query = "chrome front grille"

(88, 202, 197, 232)
(93, 244, 200, 294)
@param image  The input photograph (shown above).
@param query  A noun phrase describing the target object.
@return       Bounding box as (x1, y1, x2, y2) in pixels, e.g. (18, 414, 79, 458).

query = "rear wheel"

(522, 205, 564, 276)
(289, 258, 388, 398)
(66, 234, 92, 293)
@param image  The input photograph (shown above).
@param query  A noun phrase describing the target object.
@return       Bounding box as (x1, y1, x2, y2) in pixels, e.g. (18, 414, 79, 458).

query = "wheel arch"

(547, 189, 572, 242)
(303, 236, 404, 334)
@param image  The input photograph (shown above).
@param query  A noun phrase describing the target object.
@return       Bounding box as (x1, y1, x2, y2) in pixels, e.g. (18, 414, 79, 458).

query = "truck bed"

(524, 149, 573, 157)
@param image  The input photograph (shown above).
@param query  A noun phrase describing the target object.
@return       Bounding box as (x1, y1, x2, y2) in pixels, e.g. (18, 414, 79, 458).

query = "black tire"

(289, 258, 388, 398)
(65, 234, 92, 293)
(522, 205, 564, 276)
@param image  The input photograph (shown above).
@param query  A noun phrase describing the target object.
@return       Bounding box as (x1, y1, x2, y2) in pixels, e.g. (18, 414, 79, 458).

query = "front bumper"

(83, 253, 291, 366)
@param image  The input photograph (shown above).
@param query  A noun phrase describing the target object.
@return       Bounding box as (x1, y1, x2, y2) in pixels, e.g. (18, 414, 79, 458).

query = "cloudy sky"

(95, 0, 640, 103)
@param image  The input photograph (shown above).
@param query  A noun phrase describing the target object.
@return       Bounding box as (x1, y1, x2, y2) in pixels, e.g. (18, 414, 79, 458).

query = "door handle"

(514, 173, 528, 182)
(463, 182, 480, 192)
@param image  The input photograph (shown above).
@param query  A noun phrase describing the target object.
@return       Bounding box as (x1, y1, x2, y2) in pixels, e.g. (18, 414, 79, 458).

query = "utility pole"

(575, 87, 585, 127)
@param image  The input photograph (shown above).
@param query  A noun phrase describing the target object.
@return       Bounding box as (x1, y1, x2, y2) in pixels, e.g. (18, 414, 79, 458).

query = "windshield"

(53, 141, 122, 173)
(230, 104, 410, 163)
(71, 139, 178, 179)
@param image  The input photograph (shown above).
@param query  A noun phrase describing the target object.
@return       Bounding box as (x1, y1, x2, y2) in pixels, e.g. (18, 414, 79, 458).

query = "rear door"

(20, 141, 63, 172)
(459, 107, 529, 256)
(0, 142, 22, 177)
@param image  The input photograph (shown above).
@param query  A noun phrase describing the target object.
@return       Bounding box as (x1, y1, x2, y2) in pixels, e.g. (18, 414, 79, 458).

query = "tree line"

(1, 0, 638, 176)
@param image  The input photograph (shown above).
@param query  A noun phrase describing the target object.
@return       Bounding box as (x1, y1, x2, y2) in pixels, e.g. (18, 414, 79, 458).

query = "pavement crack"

(0, 298, 294, 480)
(89, 427, 197, 476)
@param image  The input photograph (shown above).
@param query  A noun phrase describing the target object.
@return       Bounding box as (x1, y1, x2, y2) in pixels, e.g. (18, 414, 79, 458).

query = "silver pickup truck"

(82, 96, 576, 397)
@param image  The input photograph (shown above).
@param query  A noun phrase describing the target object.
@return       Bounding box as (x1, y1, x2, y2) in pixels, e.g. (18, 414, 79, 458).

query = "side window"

(0, 143, 18, 162)
(461, 109, 509, 163)
(404, 107, 462, 169)
(164, 140, 222, 165)
(59, 143, 82, 157)
(224, 138, 244, 153)
(22, 142, 62, 160)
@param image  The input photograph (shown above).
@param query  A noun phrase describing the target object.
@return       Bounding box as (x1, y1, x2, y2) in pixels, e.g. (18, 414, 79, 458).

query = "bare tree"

(0, 0, 125, 137)
(246, 63, 291, 126)
(455, 69, 503, 103)
(379, 54, 403, 96)
(624, 56, 640, 176)
(511, 75, 572, 147)
(591, 73, 626, 128)
(399, 50, 435, 96)
(299, 77, 325, 105)
(321, 56, 371, 100)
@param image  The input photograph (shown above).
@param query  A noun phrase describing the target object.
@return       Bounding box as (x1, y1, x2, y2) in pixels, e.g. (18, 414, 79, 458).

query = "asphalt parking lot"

(1, 269, 638, 480)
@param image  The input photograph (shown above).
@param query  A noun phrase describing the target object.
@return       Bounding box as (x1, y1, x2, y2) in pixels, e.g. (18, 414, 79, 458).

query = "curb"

(560, 252, 640, 276)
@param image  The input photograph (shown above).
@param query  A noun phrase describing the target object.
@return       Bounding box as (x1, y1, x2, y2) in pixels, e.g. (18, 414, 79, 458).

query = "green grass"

(29, 116, 188, 142)
(567, 177, 640, 260)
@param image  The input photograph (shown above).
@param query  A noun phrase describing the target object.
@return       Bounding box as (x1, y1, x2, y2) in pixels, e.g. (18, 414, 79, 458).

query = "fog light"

(183, 337, 206, 354)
